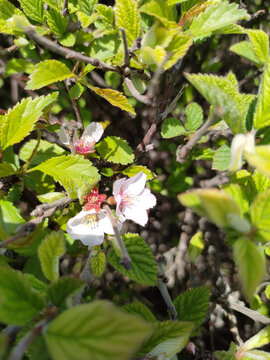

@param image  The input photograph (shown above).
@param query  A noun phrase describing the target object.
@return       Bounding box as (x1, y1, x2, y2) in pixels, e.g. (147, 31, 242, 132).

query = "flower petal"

(83, 122, 104, 142)
(122, 206, 148, 226)
(140, 188, 157, 208)
(122, 171, 147, 195)
(113, 178, 126, 198)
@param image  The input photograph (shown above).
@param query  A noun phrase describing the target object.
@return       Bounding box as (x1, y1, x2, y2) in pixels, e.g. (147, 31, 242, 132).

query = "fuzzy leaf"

(233, 238, 266, 299)
(0, 94, 57, 150)
(161, 118, 186, 138)
(239, 326, 270, 352)
(121, 165, 155, 180)
(247, 29, 269, 65)
(115, 0, 141, 46)
(45, 301, 153, 360)
(253, 55, 270, 129)
(174, 286, 210, 326)
(47, 277, 85, 307)
(0, 265, 46, 325)
(140, 0, 175, 26)
(90, 251, 106, 277)
(95, 4, 114, 28)
(165, 33, 192, 70)
(26, 60, 74, 90)
(245, 146, 270, 178)
(38, 230, 66, 282)
(250, 189, 270, 240)
(78, 0, 97, 15)
(230, 41, 262, 67)
(19, 0, 44, 23)
(185, 102, 203, 131)
(107, 233, 158, 286)
(69, 83, 84, 99)
(88, 85, 135, 115)
(96, 136, 134, 165)
(46, 8, 68, 38)
(122, 300, 156, 322)
(212, 144, 231, 171)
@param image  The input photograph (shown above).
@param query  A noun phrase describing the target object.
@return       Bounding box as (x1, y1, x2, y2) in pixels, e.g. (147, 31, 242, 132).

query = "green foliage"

(95, 4, 115, 28)
(115, 0, 141, 46)
(96, 136, 134, 165)
(69, 83, 84, 99)
(47, 277, 85, 307)
(77, 0, 97, 16)
(239, 326, 270, 352)
(46, 8, 68, 38)
(212, 144, 231, 171)
(90, 250, 106, 277)
(19, 0, 44, 23)
(189, 231, 204, 263)
(0, 200, 25, 241)
(0, 162, 17, 177)
(230, 41, 263, 67)
(247, 29, 269, 65)
(185, 102, 203, 131)
(4, 58, 35, 77)
(140, 0, 175, 26)
(121, 165, 155, 180)
(0, 265, 46, 325)
(161, 118, 186, 138)
(122, 300, 156, 322)
(250, 189, 270, 241)
(45, 301, 153, 360)
(107, 233, 158, 286)
(26, 60, 74, 90)
(174, 286, 210, 326)
(245, 146, 270, 178)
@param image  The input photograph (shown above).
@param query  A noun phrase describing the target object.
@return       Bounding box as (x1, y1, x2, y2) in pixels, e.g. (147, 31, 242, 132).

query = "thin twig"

(73, 252, 93, 305)
(120, 28, 130, 68)
(146, 54, 171, 101)
(20, 130, 41, 172)
(129, 37, 142, 58)
(103, 204, 131, 270)
(64, 80, 83, 131)
(0, 44, 19, 58)
(25, 29, 118, 73)
(157, 256, 178, 320)
(62, 0, 69, 16)
(124, 78, 151, 105)
(61, 123, 77, 155)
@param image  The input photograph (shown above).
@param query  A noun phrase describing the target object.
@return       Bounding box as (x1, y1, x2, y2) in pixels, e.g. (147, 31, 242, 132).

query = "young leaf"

(0, 94, 57, 150)
(0, 199, 25, 241)
(122, 300, 156, 322)
(96, 136, 134, 165)
(121, 165, 155, 180)
(233, 238, 266, 299)
(38, 230, 66, 282)
(140, 0, 175, 26)
(250, 189, 270, 241)
(0, 265, 46, 325)
(173, 286, 210, 326)
(47, 277, 85, 307)
(4, 58, 35, 77)
(245, 146, 270, 178)
(161, 118, 186, 138)
(46, 8, 68, 38)
(247, 29, 269, 65)
(230, 41, 263, 67)
(189, 231, 204, 263)
(95, 4, 115, 28)
(165, 33, 192, 70)
(212, 144, 231, 171)
(107, 233, 158, 286)
(87, 85, 135, 115)
(0, 162, 17, 177)
(185, 102, 203, 132)
(77, 0, 97, 16)
(26, 60, 74, 90)
(238, 326, 270, 352)
(69, 83, 84, 99)
(115, 0, 141, 46)
(19, 0, 44, 23)
(45, 301, 153, 360)
(90, 251, 106, 277)
(253, 55, 270, 130)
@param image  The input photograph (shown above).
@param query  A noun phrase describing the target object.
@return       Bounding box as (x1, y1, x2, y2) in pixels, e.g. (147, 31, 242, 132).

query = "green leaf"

(188, 0, 249, 40)
(161, 118, 186, 138)
(122, 300, 156, 322)
(253, 55, 270, 130)
(0, 265, 46, 325)
(239, 326, 270, 352)
(212, 144, 231, 171)
(185, 102, 203, 131)
(189, 231, 204, 263)
(0, 94, 57, 150)
(0, 0, 20, 20)
(46, 8, 68, 38)
(19, 139, 66, 166)
(4, 58, 35, 77)
(96, 136, 134, 165)
(138, 320, 193, 356)
(37, 192, 66, 203)
(121, 165, 155, 180)
(165, 33, 192, 70)
(38, 230, 66, 282)
(59, 32, 76, 47)
(78, 0, 97, 16)
(247, 29, 269, 65)
(107, 233, 158, 286)
(0, 162, 17, 177)
(45, 301, 153, 360)
(95, 4, 115, 28)
(245, 146, 270, 178)
(70, 83, 84, 99)
(186, 72, 246, 134)
(0, 200, 25, 241)
(250, 189, 270, 240)
(230, 41, 263, 67)
(115, 0, 141, 46)
(90, 250, 106, 277)
(174, 286, 210, 326)
(19, 0, 44, 23)
(47, 277, 85, 307)
(87, 84, 135, 115)
(233, 238, 266, 299)
(140, 0, 175, 26)
(181, 0, 202, 15)
(26, 60, 74, 90)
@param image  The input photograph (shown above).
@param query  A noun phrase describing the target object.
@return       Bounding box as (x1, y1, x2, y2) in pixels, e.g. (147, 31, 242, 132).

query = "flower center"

(80, 213, 99, 229)
(119, 192, 137, 211)
(84, 188, 107, 212)
(74, 136, 95, 155)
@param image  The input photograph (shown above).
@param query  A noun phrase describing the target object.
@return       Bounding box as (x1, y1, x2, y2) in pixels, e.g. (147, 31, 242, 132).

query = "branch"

(103, 204, 131, 270)
(124, 78, 151, 105)
(0, 44, 19, 58)
(61, 123, 77, 155)
(62, 0, 69, 16)
(25, 29, 119, 73)
(64, 79, 83, 130)
(120, 28, 130, 68)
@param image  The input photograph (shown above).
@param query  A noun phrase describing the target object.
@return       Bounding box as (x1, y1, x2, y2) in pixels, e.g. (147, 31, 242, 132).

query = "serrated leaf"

(230, 41, 262, 67)
(43, 0, 62, 11)
(247, 29, 269, 65)
(140, 0, 175, 27)
(77, 11, 98, 28)
(87, 84, 135, 114)
(95, 4, 114, 28)
(78, 0, 97, 15)
(188, 0, 249, 40)
(121, 165, 155, 180)
(0, 162, 17, 177)
(212, 144, 231, 171)
(26, 60, 74, 90)
(4, 58, 35, 77)
(70, 83, 84, 99)
(19, 0, 44, 23)
(181, 0, 203, 15)
(233, 238, 266, 299)
(122, 300, 156, 322)
(59, 32, 76, 47)
(186, 72, 245, 134)
(19, 139, 66, 166)
(38, 230, 66, 282)
(37, 192, 66, 203)
(115, 0, 141, 46)
(96, 136, 134, 165)
(239, 326, 270, 352)
(161, 118, 186, 138)
(90, 251, 106, 277)
(165, 33, 192, 70)
(185, 102, 203, 131)
(107, 233, 157, 286)
(46, 8, 68, 38)
(47, 277, 85, 307)
(0, 265, 46, 325)
(45, 301, 153, 360)
(138, 320, 193, 356)
(253, 55, 270, 130)
(250, 190, 270, 241)
(140, 45, 167, 66)
(0, 199, 25, 241)
(0, 94, 57, 150)
(245, 146, 270, 178)
(0, 0, 20, 19)
(189, 231, 204, 263)
(174, 286, 210, 326)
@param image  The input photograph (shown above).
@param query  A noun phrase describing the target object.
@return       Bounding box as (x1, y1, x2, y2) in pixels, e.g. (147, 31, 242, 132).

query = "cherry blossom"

(229, 131, 255, 171)
(113, 171, 156, 226)
(66, 209, 117, 247)
(83, 187, 107, 212)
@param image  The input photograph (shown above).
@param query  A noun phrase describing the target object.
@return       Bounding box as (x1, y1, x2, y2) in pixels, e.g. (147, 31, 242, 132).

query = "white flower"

(229, 131, 255, 172)
(113, 171, 156, 226)
(66, 209, 117, 247)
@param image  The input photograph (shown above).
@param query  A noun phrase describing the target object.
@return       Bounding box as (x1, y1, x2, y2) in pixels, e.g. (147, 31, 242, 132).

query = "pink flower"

(83, 187, 107, 212)
(113, 171, 156, 226)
